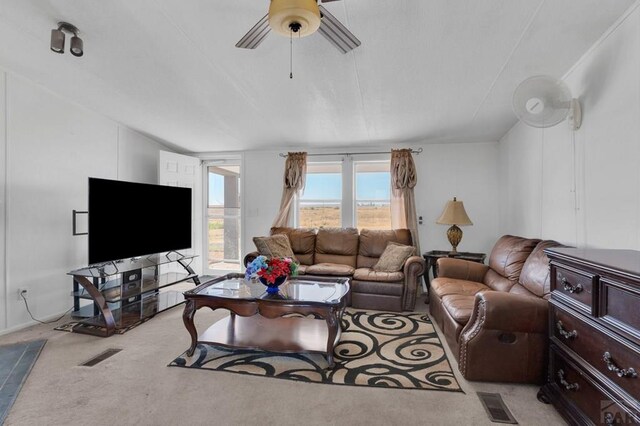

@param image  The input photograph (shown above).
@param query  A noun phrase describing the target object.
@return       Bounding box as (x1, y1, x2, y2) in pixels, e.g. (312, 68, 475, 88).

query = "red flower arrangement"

(246, 256, 298, 284)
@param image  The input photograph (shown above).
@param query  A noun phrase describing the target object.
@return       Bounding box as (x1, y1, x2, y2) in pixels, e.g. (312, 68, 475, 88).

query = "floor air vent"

(477, 392, 518, 424)
(80, 348, 122, 367)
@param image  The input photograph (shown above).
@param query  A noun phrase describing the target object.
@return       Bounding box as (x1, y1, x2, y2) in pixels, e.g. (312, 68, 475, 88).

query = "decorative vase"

(259, 275, 287, 294)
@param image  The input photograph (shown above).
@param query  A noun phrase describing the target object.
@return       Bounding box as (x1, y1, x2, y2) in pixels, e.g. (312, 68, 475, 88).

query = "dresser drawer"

(600, 278, 640, 345)
(550, 348, 640, 425)
(552, 264, 597, 314)
(551, 304, 640, 400)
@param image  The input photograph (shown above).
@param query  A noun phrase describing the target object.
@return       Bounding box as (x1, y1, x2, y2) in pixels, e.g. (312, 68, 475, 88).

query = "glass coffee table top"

(190, 274, 349, 304)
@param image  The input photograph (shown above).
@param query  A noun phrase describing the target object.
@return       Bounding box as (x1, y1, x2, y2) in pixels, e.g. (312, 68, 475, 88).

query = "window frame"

(294, 154, 391, 229)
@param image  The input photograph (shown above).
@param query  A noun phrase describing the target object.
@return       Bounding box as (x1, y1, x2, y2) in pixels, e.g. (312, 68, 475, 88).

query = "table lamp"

(436, 197, 473, 254)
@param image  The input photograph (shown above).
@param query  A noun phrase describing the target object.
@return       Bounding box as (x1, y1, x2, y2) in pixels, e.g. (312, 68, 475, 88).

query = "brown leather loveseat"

(245, 227, 426, 312)
(429, 235, 563, 383)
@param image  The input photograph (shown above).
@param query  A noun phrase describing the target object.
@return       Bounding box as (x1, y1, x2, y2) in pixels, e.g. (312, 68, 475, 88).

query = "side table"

(422, 250, 486, 301)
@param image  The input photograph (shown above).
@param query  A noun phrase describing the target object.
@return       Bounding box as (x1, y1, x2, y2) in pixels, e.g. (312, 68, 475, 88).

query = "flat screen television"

(88, 178, 192, 265)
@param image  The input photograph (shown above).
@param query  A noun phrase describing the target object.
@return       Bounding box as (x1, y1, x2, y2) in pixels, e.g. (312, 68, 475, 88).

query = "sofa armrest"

(457, 291, 548, 383)
(436, 258, 489, 282)
(402, 255, 426, 311)
(467, 291, 548, 333)
(243, 251, 260, 268)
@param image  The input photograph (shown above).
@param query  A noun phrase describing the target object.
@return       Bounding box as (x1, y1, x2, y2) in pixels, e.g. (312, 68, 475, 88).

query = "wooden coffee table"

(181, 274, 350, 368)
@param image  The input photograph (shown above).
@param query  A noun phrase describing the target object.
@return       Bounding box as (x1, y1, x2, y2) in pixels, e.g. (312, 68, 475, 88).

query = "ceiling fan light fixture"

(268, 0, 321, 37)
(70, 35, 84, 57)
(50, 28, 65, 53)
(50, 22, 84, 57)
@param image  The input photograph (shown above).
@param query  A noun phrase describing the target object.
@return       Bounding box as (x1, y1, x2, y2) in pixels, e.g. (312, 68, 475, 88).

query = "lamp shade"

(436, 197, 473, 226)
(269, 0, 321, 37)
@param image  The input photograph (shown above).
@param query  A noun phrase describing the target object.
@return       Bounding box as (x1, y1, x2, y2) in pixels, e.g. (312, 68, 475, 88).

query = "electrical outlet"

(17, 288, 27, 301)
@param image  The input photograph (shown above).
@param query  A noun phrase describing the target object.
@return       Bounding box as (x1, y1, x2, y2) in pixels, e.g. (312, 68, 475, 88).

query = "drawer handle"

(561, 277, 583, 294)
(603, 352, 638, 378)
(556, 321, 577, 340)
(604, 412, 615, 426)
(557, 369, 579, 391)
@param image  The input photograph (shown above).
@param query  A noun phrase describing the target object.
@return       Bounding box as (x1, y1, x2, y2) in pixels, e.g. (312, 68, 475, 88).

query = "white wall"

(0, 73, 6, 331)
(242, 142, 500, 258)
(0, 70, 172, 334)
(498, 4, 640, 249)
(118, 127, 165, 184)
(417, 142, 500, 254)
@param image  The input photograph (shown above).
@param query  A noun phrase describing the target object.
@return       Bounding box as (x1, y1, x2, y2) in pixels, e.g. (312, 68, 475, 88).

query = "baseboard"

(0, 310, 69, 337)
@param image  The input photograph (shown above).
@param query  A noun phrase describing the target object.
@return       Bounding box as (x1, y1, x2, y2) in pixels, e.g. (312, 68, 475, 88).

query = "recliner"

(429, 235, 563, 383)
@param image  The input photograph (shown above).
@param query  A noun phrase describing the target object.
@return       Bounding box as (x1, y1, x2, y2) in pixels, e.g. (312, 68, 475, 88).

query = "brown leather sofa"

(244, 227, 426, 312)
(429, 235, 563, 383)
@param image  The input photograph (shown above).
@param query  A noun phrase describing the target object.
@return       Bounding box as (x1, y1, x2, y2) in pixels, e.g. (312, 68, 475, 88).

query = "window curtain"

(272, 152, 307, 228)
(390, 149, 421, 253)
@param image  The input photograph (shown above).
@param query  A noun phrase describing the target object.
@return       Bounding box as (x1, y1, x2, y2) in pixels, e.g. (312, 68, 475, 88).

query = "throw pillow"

(373, 242, 416, 272)
(253, 234, 296, 260)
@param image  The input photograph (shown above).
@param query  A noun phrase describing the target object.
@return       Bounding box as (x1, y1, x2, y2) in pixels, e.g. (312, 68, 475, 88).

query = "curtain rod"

(278, 147, 423, 158)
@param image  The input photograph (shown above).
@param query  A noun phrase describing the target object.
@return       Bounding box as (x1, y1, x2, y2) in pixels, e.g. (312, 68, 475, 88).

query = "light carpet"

(0, 285, 565, 425)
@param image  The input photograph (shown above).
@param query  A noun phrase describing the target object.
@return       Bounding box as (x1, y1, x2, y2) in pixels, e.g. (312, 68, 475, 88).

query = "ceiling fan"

(236, 0, 361, 54)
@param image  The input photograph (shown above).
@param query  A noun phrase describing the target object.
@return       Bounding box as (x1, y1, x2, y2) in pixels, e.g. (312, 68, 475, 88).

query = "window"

(296, 157, 391, 229)
(298, 163, 342, 228)
(206, 162, 241, 272)
(354, 162, 391, 229)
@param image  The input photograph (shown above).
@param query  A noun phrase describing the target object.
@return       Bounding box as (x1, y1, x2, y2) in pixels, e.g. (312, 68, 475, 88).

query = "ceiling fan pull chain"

(290, 29, 293, 79)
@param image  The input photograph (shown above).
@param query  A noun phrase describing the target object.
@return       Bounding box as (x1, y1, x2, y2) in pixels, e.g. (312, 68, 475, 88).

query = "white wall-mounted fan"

(513, 75, 582, 130)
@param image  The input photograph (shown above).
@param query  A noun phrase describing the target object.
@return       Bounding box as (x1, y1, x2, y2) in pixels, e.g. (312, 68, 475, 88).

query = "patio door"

(205, 159, 242, 274)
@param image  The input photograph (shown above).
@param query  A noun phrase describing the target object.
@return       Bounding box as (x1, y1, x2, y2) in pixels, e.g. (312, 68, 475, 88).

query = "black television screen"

(88, 178, 192, 265)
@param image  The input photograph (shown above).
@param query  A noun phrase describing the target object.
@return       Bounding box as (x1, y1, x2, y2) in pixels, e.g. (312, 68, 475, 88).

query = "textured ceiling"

(0, 0, 634, 152)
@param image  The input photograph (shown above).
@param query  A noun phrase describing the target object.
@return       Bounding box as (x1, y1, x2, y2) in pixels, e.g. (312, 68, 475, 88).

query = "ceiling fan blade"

(236, 14, 271, 49)
(320, 0, 342, 2)
(318, 5, 361, 54)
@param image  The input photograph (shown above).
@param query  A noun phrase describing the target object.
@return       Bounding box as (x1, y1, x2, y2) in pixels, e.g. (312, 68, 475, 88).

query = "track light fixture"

(50, 22, 83, 57)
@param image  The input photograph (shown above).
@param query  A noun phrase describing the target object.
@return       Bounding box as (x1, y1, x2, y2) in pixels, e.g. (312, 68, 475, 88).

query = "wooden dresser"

(539, 248, 640, 425)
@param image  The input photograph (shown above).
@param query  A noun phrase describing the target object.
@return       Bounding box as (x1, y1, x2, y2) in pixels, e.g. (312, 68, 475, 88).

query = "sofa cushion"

(483, 270, 515, 293)
(353, 268, 404, 282)
(484, 235, 541, 291)
(359, 229, 413, 257)
(373, 242, 415, 272)
(305, 263, 355, 276)
(441, 294, 475, 325)
(296, 264, 309, 275)
(270, 227, 316, 265)
(519, 240, 562, 297)
(253, 234, 296, 260)
(356, 255, 379, 269)
(351, 280, 404, 296)
(509, 283, 537, 298)
(431, 277, 489, 298)
(315, 228, 359, 267)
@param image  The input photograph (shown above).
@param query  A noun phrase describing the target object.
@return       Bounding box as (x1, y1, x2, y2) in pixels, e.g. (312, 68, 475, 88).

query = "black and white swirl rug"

(169, 310, 462, 392)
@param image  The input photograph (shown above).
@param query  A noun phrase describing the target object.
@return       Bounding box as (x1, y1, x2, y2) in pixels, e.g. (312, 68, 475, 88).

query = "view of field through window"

(299, 161, 391, 229)
(208, 164, 241, 271)
(299, 163, 342, 228)
(355, 162, 391, 229)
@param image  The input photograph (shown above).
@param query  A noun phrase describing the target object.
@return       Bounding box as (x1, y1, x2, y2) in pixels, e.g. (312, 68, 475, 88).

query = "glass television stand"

(68, 252, 199, 336)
